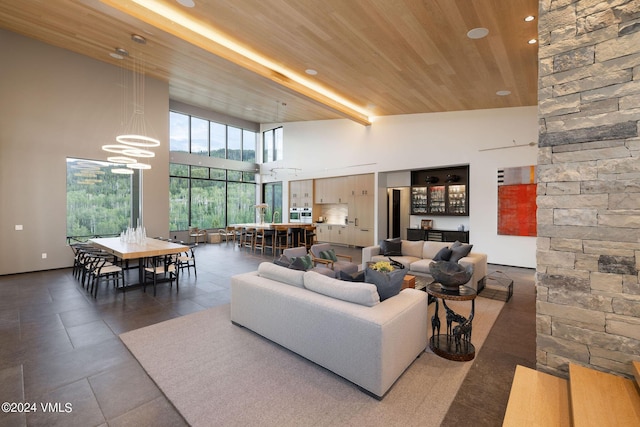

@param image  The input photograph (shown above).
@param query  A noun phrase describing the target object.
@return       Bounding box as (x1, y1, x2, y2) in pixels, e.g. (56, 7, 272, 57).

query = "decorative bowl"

(429, 261, 473, 291)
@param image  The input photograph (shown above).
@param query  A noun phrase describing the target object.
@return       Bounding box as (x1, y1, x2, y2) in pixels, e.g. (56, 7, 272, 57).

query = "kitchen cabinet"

(348, 174, 374, 196)
(290, 179, 313, 207)
(330, 225, 350, 245)
(410, 166, 469, 216)
(315, 224, 350, 245)
(353, 227, 374, 247)
(315, 224, 330, 242)
(313, 174, 374, 246)
(315, 177, 348, 204)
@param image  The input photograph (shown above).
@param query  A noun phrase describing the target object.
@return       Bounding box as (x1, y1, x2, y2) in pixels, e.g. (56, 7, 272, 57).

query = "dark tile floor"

(0, 242, 535, 426)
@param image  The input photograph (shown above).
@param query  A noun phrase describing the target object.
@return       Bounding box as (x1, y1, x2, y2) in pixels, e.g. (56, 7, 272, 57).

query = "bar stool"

(273, 225, 291, 256)
(302, 225, 317, 250)
(253, 228, 265, 254)
(242, 227, 255, 251)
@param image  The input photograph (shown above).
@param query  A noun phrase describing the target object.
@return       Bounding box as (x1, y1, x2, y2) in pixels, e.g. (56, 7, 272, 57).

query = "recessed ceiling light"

(176, 0, 195, 7)
(496, 90, 511, 96)
(109, 47, 128, 60)
(305, 69, 318, 76)
(524, 15, 535, 22)
(467, 27, 489, 39)
(528, 39, 537, 44)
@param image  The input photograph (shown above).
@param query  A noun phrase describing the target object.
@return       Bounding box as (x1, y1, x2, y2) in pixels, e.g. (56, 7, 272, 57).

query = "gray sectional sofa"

(362, 240, 488, 291)
(230, 262, 428, 398)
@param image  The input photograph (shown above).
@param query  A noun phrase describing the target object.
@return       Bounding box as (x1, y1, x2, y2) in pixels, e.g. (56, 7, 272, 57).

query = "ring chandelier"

(103, 34, 160, 173)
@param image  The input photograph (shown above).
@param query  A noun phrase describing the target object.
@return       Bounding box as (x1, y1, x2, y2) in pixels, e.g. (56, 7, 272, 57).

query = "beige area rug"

(120, 296, 504, 427)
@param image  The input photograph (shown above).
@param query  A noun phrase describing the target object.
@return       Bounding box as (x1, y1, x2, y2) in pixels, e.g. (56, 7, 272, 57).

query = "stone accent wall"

(537, 0, 640, 379)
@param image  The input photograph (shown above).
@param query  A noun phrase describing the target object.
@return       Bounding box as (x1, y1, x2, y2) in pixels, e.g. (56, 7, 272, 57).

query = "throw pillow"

(273, 255, 291, 268)
(339, 270, 365, 282)
(291, 254, 313, 270)
(289, 257, 307, 271)
(364, 267, 407, 301)
(450, 244, 473, 263)
(433, 247, 452, 261)
(380, 238, 402, 256)
(319, 249, 338, 262)
(450, 240, 462, 249)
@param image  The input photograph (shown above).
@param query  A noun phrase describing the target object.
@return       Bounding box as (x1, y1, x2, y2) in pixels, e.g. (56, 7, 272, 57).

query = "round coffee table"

(426, 282, 477, 361)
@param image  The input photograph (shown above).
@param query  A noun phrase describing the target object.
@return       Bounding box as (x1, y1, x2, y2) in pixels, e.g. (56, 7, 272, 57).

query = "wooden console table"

(426, 282, 476, 361)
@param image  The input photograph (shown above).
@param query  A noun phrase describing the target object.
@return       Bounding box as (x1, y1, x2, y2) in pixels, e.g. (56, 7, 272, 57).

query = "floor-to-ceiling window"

(66, 158, 133, 240)
(263, 182, 283, 223)
(169, 111, 258, 230)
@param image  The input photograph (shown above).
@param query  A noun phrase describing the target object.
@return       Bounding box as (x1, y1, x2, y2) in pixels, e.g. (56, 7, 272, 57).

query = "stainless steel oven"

(289, 208, 301, 223)
(300, 207, 313, 223)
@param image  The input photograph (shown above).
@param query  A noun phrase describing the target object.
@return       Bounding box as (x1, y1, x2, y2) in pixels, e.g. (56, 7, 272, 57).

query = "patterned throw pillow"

(319, 249, 338, 262)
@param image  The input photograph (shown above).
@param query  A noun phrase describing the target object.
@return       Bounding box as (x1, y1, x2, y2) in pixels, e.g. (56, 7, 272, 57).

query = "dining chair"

(188, 227, 207, 245)
(220, 227, 236, 245)
(86, 253, 125, 298)
(143, 254, 179, 296)
(178, 244, 197, 277)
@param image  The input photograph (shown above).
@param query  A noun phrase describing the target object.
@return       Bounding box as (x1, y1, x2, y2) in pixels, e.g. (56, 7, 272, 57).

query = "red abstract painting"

(498, 183, 537, 236)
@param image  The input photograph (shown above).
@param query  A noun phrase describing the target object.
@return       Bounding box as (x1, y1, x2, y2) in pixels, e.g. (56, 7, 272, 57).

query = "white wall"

(264, 107, 538, 267)
(0, 30, 169, 275)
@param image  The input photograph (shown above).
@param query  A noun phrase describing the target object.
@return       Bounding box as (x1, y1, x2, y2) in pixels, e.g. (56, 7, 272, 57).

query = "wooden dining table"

(89, 237, 189, 287)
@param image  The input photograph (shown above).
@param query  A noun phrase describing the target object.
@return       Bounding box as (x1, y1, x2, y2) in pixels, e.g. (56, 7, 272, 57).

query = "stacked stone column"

(537, 0, 640, 378)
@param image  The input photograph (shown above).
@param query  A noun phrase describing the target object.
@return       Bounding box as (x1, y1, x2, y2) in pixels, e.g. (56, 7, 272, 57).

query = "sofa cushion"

(433, 247, 453, 261)
(258, 262, 305, 288)
(422, 241, 450, 259)
(450, 244, 473, 263)
(401, 240, 424, 258)
(303, 271, 380, 307)
(364, 267, 407, 301)
(408, 259, 433, 275)
(380, 238, 402, 256)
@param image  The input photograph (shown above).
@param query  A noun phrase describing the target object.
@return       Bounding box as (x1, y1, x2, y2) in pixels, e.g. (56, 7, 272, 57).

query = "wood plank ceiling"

(0, 0, 538, 125)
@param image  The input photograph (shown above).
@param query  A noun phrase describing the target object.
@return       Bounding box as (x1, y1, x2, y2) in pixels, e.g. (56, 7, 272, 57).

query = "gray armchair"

(310, 243, 358, 276)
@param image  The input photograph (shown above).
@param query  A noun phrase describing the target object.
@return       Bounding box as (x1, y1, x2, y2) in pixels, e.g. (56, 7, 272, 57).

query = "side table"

(425, 283, 477, 361)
